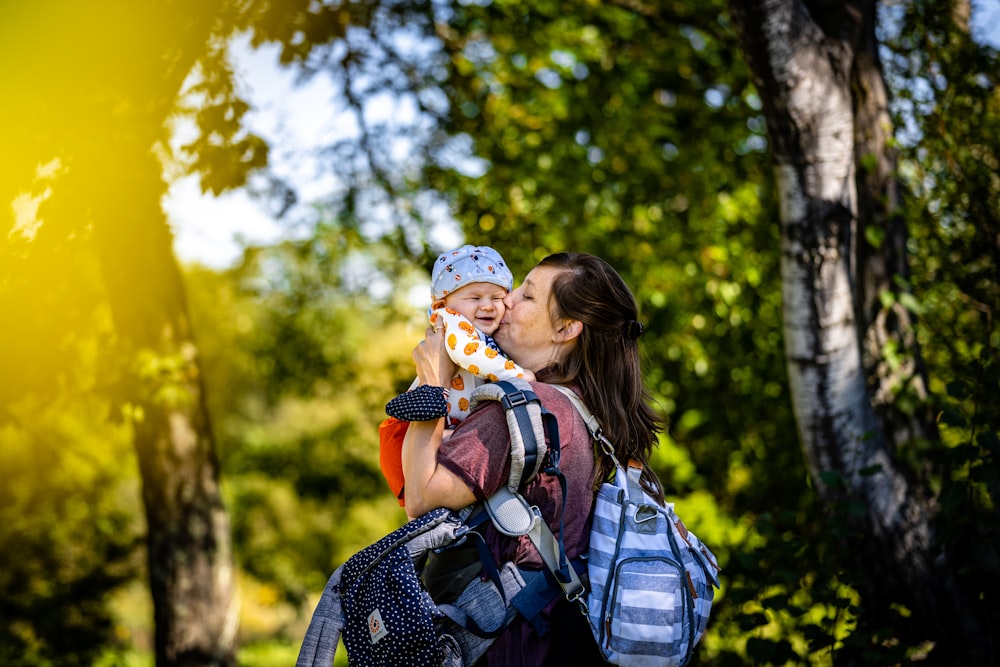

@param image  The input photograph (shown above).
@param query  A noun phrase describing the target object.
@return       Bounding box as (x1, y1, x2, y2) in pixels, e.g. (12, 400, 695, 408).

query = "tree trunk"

(728, 0, 987, 662)
(88, 27, 239, 667)
(4, 1, 239, 663)
(89, 137, 238, 666)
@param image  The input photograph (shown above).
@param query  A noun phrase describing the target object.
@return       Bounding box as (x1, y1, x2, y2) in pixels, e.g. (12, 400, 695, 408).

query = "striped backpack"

(552, 386, 721, 667)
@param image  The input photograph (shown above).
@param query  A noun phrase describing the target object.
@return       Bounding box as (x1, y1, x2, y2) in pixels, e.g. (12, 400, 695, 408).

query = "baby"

(380, 244, 529, 505)
(424, 244, 529, 425)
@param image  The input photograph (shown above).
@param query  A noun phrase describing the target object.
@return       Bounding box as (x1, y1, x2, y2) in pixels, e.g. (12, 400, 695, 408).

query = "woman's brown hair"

(535, 252, 666, 503)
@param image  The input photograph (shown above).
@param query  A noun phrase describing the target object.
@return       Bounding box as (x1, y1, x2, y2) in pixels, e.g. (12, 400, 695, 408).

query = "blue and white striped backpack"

(553, 386, 721, 667)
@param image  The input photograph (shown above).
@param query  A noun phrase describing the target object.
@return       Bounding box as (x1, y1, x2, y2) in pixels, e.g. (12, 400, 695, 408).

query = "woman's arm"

(401, 420, 475, 517)
(401, 327, 478, 518)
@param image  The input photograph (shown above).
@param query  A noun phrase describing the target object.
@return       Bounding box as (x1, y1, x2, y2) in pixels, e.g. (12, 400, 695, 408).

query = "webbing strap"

(526, 506, 584, 600)
(436, 598, 514, 638)
(510, 559, 587, 636)
(551, 385, 622, 467)
(461, 510, 512, 606)
(472, 380, 585, 609)
(539, 414, 574, 587)
(482, 492, 584, 604)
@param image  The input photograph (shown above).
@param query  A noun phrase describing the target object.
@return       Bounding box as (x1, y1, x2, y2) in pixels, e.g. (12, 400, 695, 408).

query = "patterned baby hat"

(431, 244, 513, 300)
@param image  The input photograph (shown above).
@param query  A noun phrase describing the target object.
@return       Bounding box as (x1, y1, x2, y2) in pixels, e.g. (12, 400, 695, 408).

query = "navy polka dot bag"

(332, 506, 525, 666)
(339, 509, 457, 666)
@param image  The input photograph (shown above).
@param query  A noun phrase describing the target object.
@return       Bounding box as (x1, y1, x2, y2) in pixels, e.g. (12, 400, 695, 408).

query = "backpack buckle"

(567, 585, 589, 614)
(500, 390, 533, 410)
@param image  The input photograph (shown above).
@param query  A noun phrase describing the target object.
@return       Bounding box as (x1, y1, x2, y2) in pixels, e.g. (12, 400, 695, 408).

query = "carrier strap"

(480, 384, 583, 601)
(472, 380, 548, 491)
(469, 380, 585, 617)
(551, 385, 621, 466)
(436, 599, 514, 639)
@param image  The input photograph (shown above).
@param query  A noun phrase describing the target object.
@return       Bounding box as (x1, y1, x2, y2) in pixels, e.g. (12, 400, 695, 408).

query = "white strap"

(551, 385, 620, 464)
(550, 385, 601, 437)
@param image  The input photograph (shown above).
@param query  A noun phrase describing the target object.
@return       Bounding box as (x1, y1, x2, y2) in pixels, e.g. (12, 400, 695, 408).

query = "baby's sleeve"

(434, 307, 526, 382)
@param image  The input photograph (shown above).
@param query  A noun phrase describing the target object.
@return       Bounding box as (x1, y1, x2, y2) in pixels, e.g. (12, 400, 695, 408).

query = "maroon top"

(437, 382, 598, 666)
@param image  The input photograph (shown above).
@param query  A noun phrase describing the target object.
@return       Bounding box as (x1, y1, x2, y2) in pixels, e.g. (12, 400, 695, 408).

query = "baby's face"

(443, 282, 508, 335)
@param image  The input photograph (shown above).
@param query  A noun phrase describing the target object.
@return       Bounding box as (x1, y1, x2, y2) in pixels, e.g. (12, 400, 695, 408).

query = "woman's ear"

(554, 319, 583, 342)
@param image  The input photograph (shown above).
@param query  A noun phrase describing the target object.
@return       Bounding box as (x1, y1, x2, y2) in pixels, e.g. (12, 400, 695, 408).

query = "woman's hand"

(413, 326, 456, 388)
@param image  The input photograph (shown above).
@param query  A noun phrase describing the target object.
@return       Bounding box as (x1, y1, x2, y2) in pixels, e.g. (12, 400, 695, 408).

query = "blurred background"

(2, 1, 998, 665)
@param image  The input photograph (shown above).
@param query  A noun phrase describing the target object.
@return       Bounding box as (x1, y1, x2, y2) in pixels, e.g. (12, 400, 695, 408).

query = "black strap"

(510, 558, 588, 636)
(539, 411, 573, 584)
(460, 509, 509, 605)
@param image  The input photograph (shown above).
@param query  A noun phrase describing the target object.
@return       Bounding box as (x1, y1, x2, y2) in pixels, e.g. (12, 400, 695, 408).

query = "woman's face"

(493, 264, 569, 371)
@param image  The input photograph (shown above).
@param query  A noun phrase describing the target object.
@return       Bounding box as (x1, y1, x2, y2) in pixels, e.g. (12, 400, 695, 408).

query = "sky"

(164, 6, 1000, 270)
(164, 35, 345, 269)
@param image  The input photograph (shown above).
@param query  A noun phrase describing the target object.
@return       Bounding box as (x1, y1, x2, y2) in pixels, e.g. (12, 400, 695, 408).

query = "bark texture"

(4, 2, 239, 664)
(90, 141, 239, 667)
(729, 0, 988, 662)
(89, 9, 240, 661)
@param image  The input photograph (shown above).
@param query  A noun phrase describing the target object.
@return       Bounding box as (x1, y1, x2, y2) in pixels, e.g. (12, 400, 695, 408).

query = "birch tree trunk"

(728, 0, 987, 661)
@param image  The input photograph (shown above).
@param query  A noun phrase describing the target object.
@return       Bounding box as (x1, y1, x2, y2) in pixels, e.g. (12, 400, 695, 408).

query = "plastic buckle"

(501, 390, 531, 409)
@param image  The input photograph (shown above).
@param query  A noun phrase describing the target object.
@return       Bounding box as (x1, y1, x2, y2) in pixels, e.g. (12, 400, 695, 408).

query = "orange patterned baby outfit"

(380, 244, 519, 506)
(429, 306, 526, 426)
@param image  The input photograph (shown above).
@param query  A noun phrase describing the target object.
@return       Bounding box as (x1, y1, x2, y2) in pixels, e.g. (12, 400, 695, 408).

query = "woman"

(402, 252, 665, 666)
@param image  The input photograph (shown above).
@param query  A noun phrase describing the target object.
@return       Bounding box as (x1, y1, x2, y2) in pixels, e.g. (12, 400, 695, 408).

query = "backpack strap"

(550, 385, 621, 466)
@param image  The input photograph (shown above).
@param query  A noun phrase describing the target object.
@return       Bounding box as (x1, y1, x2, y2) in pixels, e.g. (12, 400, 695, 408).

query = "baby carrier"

(295, 379, 583, 667)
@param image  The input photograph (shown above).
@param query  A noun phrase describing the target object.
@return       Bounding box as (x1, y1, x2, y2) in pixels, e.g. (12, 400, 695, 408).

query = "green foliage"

(179, 41, 270, 196)
(0, 208, 142, 663)
(184, 226, 425, 609)
(0, 393, 140, 666)
(885, 0, 1000, 645)
(4, 0, 1000, 664)
(425, 4, 807, 661)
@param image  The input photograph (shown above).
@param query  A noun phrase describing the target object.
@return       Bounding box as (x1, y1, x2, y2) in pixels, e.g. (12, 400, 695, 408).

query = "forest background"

(2, 0, 998, 666)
